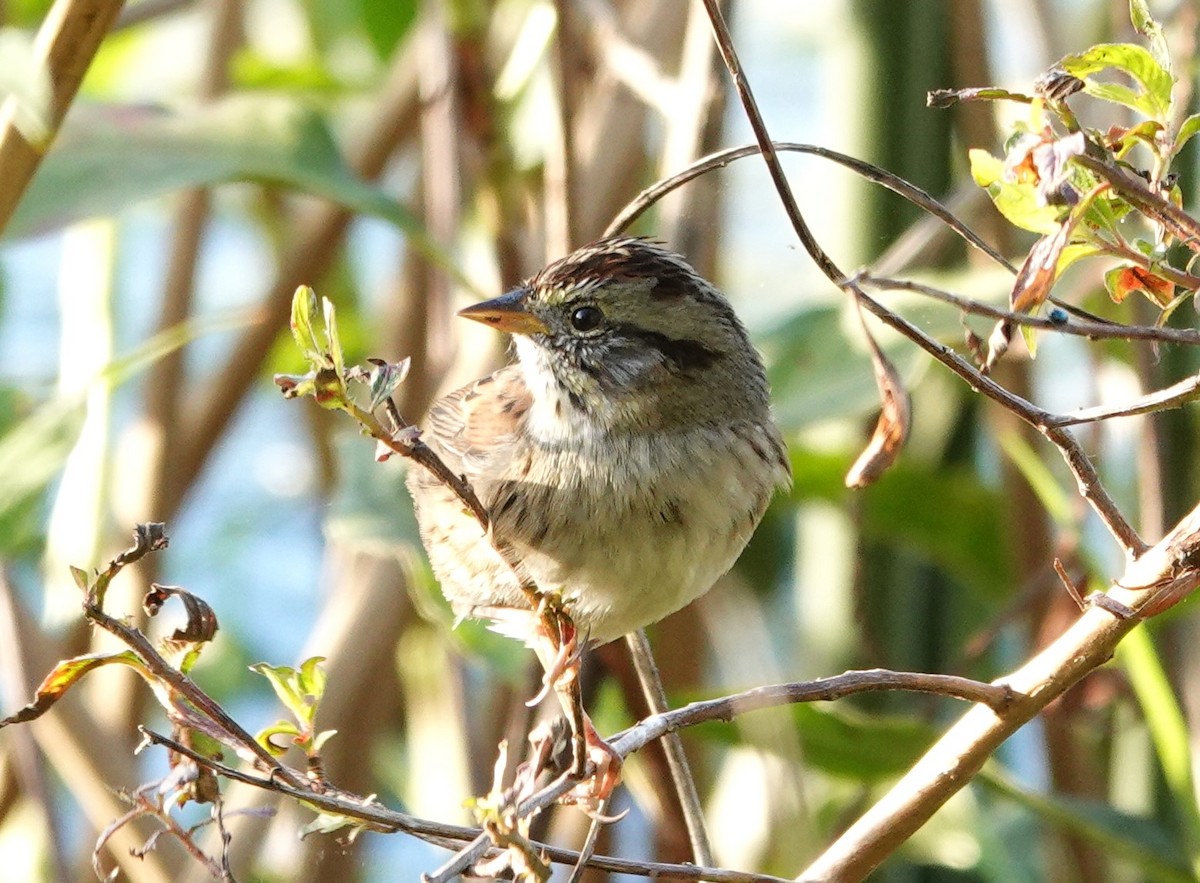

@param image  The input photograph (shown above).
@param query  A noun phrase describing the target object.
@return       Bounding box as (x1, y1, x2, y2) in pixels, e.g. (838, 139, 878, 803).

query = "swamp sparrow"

(407, 236, 790, 647)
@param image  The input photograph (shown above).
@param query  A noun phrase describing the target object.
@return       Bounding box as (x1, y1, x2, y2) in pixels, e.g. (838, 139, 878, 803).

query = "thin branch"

(698, 0, 1147, 559)
(605, 142, 1014, 273)
(610, 670, 1015, 757)
(143, 730, 788, 883)
(1051, 372, 1200, 426)
(82, 602, 306, 791)
(1076, 152, 1200, 254)
(626, 628, 714, 866)
(860, 274, 1200, 346)
(142, 664, 1005, 881)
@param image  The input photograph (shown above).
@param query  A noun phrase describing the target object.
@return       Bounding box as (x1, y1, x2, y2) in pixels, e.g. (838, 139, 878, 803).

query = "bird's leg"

(527, 600, 624, 808)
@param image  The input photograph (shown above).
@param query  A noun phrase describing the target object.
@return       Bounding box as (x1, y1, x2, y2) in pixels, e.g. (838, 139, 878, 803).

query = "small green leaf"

(69, 565, 90, 592)
(257, 720, 303, 756)
(322, 298, 344, 375)
(1174, 113, 1200, 154)
(312, 729, 338, 752)
(1130, 0, 1171, 72)
(968, 149, 1065, 234)
(299, 811, 367, 840)
(290, 286, 322, 363)
(298, 656, 328, 704)
(251, 662, 312, 725)
(1061, 43, 1173, 120)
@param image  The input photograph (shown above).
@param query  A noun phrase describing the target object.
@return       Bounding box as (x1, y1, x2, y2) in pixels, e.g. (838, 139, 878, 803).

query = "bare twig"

(698, 0, 1147, 559)
(860, 274, 1200, 346)
(137, 660, 1004, 881)
(145, 728, 787, 883)
(605, 142, 1014, 272)
(626, 628, 714, 866)
(1051, 372, 1200, 426)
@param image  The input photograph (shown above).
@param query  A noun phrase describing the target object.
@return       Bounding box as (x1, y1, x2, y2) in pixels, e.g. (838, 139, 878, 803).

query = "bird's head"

(458, 237, 769, 434)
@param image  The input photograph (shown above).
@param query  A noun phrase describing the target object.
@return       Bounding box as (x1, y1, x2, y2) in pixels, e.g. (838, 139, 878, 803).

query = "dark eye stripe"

(611, 324, 720, 371)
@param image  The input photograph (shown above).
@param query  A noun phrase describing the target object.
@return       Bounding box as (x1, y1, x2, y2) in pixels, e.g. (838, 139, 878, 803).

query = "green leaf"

(311, 729, 339, 752)
(7, 96, 418, 239)
(968, 148, 1065, 234)
(1173, 113, 1200, 155)
(980, 766, 1192, 881)
(298, 656, 328, 704)
(1118, 628, 1200, 874)
(322, 297, 345, 375)
(256, 719, 303, 756)
(692, 701, 933, 783)
(1061, 43, 1173, 120)
(1130, 0, 1171, 72)
(298, 810, 367, 840)
(290, 286, 322, 362)
(251, 661, 321, 726)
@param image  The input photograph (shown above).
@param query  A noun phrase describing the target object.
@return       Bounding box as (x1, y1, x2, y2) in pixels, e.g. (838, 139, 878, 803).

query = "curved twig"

(605, 142, 1015, 273)
(698, 0, 1146, 559)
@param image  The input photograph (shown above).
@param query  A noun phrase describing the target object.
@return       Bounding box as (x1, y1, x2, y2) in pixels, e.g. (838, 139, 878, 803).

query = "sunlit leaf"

(1174, 113, 1200, 154)
(969, 148, 1065, 234)
(1130, 0, 1171, 73)
(1104, 264, 1174, 306)
(927, 86, 1035, 108)
(251, 660, 322, 727)
(0, 650, 144, 726)
(1061, 43, 1173, 120)
(257, 719, 303, 756)
(290, 285, 323, 363)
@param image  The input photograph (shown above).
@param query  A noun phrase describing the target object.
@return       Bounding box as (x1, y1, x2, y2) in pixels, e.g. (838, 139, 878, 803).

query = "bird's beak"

(457, 287, 549, 336)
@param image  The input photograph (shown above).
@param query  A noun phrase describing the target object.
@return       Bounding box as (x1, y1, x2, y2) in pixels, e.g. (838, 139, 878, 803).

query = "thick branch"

(801, 503, 1200, 881)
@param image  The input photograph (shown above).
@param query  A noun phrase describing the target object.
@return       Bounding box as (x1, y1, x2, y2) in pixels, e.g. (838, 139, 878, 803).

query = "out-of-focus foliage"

(3, 1, 1200, 881)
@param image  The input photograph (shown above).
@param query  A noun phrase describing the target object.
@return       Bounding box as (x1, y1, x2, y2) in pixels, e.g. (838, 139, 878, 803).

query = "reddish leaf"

(1104, 264, 1175, 306)
(1011, 222, 1072, 314)
(1, 651, 144, 727)
(845, 319, 910, 488)
(144, 583, 219, 645)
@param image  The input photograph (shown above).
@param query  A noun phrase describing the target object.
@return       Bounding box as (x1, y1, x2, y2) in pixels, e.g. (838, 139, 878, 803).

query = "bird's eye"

(569, 305, 604, 332)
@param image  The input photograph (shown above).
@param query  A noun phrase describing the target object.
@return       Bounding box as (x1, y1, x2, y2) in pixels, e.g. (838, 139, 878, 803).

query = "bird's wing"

(423, 365, 531, 481)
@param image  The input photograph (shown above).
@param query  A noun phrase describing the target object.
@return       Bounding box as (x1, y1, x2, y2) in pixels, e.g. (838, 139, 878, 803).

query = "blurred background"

(2, 0, 1200, 880)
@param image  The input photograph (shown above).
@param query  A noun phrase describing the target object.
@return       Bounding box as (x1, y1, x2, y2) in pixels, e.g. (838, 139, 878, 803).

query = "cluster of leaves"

(934, 0, 1200, 366)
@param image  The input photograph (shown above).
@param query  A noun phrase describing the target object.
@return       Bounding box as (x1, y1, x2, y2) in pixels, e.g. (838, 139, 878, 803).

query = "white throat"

(514, 336, 606, 446)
